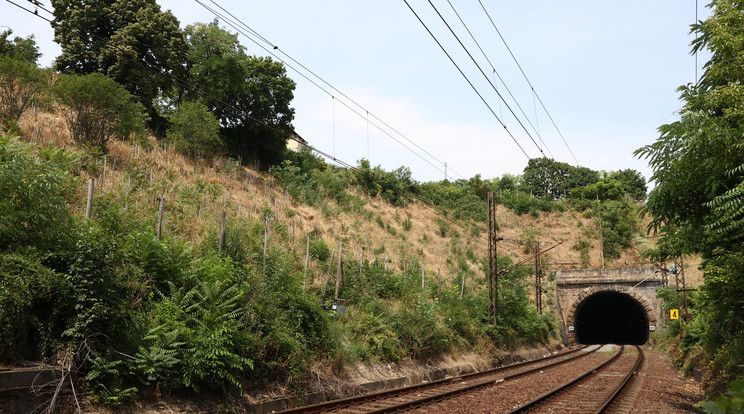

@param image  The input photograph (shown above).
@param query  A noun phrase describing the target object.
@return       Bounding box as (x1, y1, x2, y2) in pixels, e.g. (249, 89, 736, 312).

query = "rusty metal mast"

(535, 242, 542, 314)
(488, 192, 499, 325)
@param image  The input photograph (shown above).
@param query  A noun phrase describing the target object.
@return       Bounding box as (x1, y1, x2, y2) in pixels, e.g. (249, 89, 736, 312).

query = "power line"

(5, 0, 51, 22)
(422, 0, 547, 158)
(476, 0, 579, 166)
(444, 0, 554, 159)
(200, 0, 468, 180)
(13, 1, 563, 267)
(402, 0, 530, 159)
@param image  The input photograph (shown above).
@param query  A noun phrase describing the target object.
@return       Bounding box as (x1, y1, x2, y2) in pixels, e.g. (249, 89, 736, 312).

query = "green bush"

(0, 55, 47, 125)
(309, 237, 331, 261)
(0, 135, 76, 251)
(0, 253, 73, 361)
(54, 72, 147, 150)
(166, 100, 222, 158)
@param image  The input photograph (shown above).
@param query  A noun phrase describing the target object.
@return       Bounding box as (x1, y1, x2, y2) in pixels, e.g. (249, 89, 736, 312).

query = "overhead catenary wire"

(421, 0, 548, 158)
(402, 0, 531, 159)
(5, 0, 51, 22)
(14, 0, 564, 269)
(444, 0, 554, 159)
(201, 0, 468, 180)
(476, 0, 579, 166)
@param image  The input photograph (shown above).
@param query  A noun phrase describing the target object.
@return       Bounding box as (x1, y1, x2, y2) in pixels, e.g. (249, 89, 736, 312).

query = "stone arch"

(565, 286, 657, 344)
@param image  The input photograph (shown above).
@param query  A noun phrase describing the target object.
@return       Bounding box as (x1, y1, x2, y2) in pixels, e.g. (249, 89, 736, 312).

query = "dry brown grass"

(13, 106, 697, 293)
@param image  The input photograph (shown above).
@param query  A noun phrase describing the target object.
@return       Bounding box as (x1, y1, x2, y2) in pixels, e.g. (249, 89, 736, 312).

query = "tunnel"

(573, 291, 649, 345)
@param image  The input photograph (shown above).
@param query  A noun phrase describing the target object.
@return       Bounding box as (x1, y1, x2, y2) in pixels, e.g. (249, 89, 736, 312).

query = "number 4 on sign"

(670, 309, 679, 320)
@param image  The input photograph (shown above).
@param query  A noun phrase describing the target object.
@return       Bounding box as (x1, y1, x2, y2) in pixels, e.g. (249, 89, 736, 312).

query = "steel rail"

(364, 345, 601, 413)
(594, 345, 644, 413)
(276, 345, 591, 414)
(505, 345, 641, 414)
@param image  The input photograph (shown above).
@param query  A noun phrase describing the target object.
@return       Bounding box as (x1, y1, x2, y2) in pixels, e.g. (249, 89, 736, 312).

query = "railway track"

(277, 345, 595, 414)
(506, 345, 644, 414)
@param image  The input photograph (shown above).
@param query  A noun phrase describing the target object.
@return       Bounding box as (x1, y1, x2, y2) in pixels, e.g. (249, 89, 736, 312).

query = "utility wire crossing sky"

(4, 0, 708, 184)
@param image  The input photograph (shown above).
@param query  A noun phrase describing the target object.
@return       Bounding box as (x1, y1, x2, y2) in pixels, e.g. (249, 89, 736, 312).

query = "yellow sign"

(670, 309, 679, 320)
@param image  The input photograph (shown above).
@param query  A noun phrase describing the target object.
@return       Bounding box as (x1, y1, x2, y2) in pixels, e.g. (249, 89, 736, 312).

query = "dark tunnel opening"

(574, 291, 649, 345)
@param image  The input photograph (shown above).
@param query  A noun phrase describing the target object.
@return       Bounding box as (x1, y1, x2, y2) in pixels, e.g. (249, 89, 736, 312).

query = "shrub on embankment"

(0, 132, 554, 406)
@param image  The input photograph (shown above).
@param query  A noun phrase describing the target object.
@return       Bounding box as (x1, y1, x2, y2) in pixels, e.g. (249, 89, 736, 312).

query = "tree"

(166, 100, 222, 158)
(0, 28, 42, 64)
(0, 56, 47, 125)
(54, 73, 148, 150)
(51, 0, 186, 132)
(521, 158, 596, 199)
(182, 21, 296, 166)
(635, 0, 744, 393)
(609, 169, 647, 201)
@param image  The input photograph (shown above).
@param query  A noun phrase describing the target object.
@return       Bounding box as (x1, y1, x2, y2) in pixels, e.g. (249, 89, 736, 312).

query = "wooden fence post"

(303, 235, 310, 290)
(263, 215, 269, 276)
(334, 242, 344, 300)
(218, 211, 227, 255)
(359, 247, 365, 276)
(323, 247, 336, 299)
(85, 178, 94, 219)
(438, 268, 441, 298)
(421, 263, 425, 289)
(157, 196, 165, 240)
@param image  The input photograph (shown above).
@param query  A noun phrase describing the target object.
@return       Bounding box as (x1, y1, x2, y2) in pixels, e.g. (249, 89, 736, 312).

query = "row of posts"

(84, 177, 470, 301)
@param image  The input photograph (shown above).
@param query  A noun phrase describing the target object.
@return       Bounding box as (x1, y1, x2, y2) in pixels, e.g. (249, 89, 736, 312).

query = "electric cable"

(13, 1, 570, 269)
(423, 0, 548, 158)
(402, 0, 531, 159)
(194, 0, 450, 178)
(202, 0, 469, 180)
(5, 0, 51, 22)
(444, 0, 553, 158)
(476, 0, 579, 166)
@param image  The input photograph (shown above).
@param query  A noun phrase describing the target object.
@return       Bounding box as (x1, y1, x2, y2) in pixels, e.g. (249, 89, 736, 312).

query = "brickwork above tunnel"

(554, 267, 666, 344)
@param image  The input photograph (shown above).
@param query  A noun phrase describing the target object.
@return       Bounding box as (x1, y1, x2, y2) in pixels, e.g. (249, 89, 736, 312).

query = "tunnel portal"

(574, 291, 649, 345)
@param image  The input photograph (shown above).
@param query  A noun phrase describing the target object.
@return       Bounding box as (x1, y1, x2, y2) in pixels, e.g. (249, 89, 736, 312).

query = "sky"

(3, 0, 709, 185)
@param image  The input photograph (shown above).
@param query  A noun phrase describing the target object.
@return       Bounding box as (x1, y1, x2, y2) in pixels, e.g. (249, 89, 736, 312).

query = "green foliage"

(570, 177, 625, 202)
(521, 158, 598, 199)
(572, 239, 591, 268)
(0, 253, 73, 360)
(355, 159, 415, 205)
(182, 21, 296, 166)
(309, 238, 331, 261)
(402, 217, 412, 231)
(593, 200, 636, 260)
(270, 147, 351, 205)
(0, 28, 42, 64)
(416, 179, 487, 221)
(501, 190, 552, 216)
(53, 72, 148, 150)
(0, 55, 48, 125)
(635, 0, 744, 395)
(702, 380, 744, 414)
(610, 169, 647, 201)
(51, 0, 187, 131)
(167, 100, 222, 158)
(0, 135, 76, 250)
